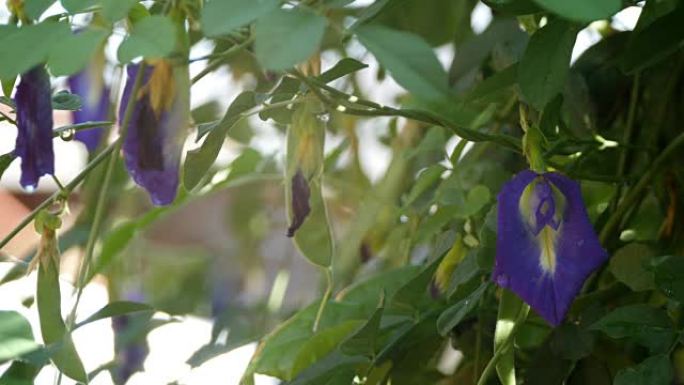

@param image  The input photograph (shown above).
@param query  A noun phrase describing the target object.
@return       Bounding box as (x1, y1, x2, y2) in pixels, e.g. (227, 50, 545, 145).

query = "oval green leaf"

(255, 8, 327, 70)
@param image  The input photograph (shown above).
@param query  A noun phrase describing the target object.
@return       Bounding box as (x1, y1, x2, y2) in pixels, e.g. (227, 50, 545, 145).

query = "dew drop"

(59, 128, 75, 141)
(318, 113, 330, 123)
(24, 184, 36, 194)
(496, 274, 509, 287)
(336, 105, 347, 112)
(348, 95, 359, 103)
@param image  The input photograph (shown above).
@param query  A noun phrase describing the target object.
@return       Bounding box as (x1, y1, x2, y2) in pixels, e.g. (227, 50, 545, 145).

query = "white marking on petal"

(537, 226, 559, 274)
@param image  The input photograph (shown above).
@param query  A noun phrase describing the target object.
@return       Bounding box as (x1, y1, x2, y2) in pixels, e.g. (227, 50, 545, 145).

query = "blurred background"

(0, 1, 641, 384)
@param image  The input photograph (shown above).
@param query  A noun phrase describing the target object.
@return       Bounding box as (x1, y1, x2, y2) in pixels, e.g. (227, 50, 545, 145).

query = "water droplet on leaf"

(59, 128, 75, 141)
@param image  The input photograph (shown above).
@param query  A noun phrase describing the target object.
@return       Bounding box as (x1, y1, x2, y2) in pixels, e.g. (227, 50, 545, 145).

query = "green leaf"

(317, 58, 368, 83)
(356, 24, 450, 101)
(0, 152, 17, 182)
(51, 90, 82, 111)
(117, 15, 176, 63)
(1, 77, 16, 98)
(24, 0, 56, 20)
(290, 320, 362, 378)
(483, 0, 541, 15)
(242, 301, 367, 381)
(255, 8, 327, 70)
(548, 323, 594, 360)
(463, 184, 491, 217)
(89, 206, 169, 281)
(37, 254, 87, 382)
(337, 265, 422, 307)
(0, 311, 40, 362)
(201, 0, 279, 37)
(340, 302, 383, 357)
(288, 351, 366, 385)
(436, 282, 488, 336)
(651, 255, 684, 303)
(101, 0, 138, 21)
(590, 304, 675, 354)
(494, 289, 529, 385)
(614, 355, 673, 385)
(403, 164, 447, 207)
(608, 243, 656, 292)
(390, 235, 452, 310)
(184, 91, 256, 190)
(0, 360, 42, 384)
(349, 0, 391, 28)
(0, 21, 71, 79)
(531, 0, 621, 22)
(60, 0, 99, 13)
(467, 63, 518, 101)
(74, 301, 153, 329)
(621, 6, 684, 73)
(48, 28, 108, 76)
(518, 19, 577, 110)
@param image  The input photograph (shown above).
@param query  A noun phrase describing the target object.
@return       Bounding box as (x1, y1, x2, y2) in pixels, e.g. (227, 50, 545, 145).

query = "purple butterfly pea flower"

(14, 66, 54, 190)
(492, 170, 608, 326)
(119, 61, 188, 206)
(68, 66, 110, 151)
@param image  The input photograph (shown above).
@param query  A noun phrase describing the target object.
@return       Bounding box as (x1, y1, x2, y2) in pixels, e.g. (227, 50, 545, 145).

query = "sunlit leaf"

(184, 91, 256, 190)
(48, 28, 109, 76)
(117, 15, 176, 63)
(356, 24, 450, 101)
(202, 0, 279, 37)
(0, 311, 40, 362)
(0, 22, 71, 79)
(75, 302, 153, 329)
(255, 8, 327, 70)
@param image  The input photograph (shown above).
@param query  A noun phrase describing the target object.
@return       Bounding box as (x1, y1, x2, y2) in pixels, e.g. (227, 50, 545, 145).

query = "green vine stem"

(609, 72, 640, 213)
(0, 142, 118, 251)
(191, 35, 255, 84)
(291, 70, 522, 152)
(68, 62, 147, 323)
(312, 267, 333, 333)
(476, 302, 529, 385)
(599, 131, 684, 244)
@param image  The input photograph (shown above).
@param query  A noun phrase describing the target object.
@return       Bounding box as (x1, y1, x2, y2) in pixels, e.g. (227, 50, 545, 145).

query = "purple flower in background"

(119, 61, 189, 206)
(14, 66, 54, 190)
(68, 64, 110, 151)
(492, 170, 608, 326)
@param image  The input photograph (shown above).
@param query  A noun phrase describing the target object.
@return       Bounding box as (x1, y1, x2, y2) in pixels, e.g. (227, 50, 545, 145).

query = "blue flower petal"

(14, 66, 54, 189)
(493, 170, 608, 325)
(119, 63, 187, 206)
(68, 66, 110, 151)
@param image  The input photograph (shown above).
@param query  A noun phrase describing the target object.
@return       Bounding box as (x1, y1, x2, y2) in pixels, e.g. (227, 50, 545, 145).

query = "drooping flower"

(492, 170, 608, 326)
(119, 60, 189, 206)
(111, 290, 149, 384)
(68, 55, 110, 151)
(14, 66, 54, 190)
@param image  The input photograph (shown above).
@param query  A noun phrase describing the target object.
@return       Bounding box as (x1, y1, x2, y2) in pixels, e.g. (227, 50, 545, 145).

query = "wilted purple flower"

(14, 66, 54, 190)
(287, 168, 311, 237)
(492, 170, 608, 326)
(112, 289, 149, 385)
(119, 61, 188, 206)
(68, 64, 110, 151)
